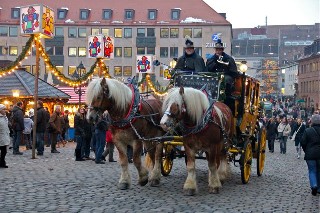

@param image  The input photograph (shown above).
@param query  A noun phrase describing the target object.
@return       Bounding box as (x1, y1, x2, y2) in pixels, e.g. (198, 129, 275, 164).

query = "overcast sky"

(203, 0, 320, 28)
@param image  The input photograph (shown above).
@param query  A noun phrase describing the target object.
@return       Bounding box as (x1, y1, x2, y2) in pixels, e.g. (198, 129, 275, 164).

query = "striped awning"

(56, 86, 87, 104)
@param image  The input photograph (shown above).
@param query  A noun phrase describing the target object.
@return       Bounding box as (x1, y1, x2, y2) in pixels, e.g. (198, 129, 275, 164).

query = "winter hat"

(0, 104, 6, 110)
(185, 36, 194, 48)
(29, 108, 34, 117)
(311, 114, 320, 125)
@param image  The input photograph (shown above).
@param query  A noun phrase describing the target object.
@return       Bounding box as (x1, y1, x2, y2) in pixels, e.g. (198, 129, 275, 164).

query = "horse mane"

(86, 78, 132, 111)
(162, 87, 209, 125)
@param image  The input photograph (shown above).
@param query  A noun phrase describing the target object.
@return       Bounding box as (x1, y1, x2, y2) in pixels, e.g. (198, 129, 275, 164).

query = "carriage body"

(161, 71, 266, 184)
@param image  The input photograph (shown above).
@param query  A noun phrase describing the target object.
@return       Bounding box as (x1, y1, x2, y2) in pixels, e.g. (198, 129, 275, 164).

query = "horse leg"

(132, 141, 149, 186)
(149, 142, 163, 187)
(183, 146, 197, 196)
(217, 157, 230, 184)
(115, 142, 131, 190)
(207, 152, 222, 194)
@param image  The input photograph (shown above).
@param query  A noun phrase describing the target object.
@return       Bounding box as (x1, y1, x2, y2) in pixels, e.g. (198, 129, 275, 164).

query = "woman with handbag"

(292, 118, 306, 159)
(277, 117, 291, 154)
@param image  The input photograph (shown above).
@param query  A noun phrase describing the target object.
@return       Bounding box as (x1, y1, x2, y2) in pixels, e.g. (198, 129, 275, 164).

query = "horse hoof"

(184, 188, 196, 196)
(118, 183, 130, 190)
(150, 179, 160, 187)
(139, 178, 148, 186)
(209, 187, 220, 194)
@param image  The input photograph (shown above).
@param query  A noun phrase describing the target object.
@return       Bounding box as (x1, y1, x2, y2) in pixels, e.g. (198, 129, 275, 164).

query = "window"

(11, 8, 20, 19)
(55, 27, 64, 36)
(137, 47, 145, 55)
(24, 65, 31, 73)
(55, 46, 63, 55)
(102, 9, 112, 20)
(56, 66, 63, 75)
(101, 28, 109, 35)
(160, 28, 169, 38)
(183, 28, 192, 38)
(0, 27, 8, 36)
(9, 27, 18, 37)
(170, 47, 178, 58)
(78, 28, 87, 37)
(9, 46, 18, 56)
(148, 9, 157, 20)
(68, 27, 77, 38)
(57, 9, 67, 19)
(114, 66, 122, 76)
(137, 28, 145, 37)
(147, 47, 155, 55)
(124, 47, 132, 57)
(114, 47, 122, 57)
(123, 66, 132, 76)
(91, 28, 99, 35)
(68, 47, 77, 56)
(80, 9, 90, 20)
(195, 47, 202, 57)
(193, 28, 202, 38)
(125, 9, 134, 19)
(114, 28, 122, 38)
(46, 47, 54, 55)
(171, 9, 180, 20)
(170, 28, 179, 38)
(68, 66, 76, 76)
(160, 47, 168, 58)
(32, 65, 37, 74)
(147, 28, 155, 37)
(78, 47, 86, 57)
(124, 28, 132, 38)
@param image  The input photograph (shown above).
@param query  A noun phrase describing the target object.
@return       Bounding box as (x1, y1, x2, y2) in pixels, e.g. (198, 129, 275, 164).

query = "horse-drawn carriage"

(160, 71, 266, 184)
(85, 68, 266, 195)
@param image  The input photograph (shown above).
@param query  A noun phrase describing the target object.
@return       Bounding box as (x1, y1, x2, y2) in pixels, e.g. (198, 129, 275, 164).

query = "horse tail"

(144, 152, 154, 171)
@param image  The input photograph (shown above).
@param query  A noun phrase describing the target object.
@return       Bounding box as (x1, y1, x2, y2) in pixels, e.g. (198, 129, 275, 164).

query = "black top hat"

(185, 36, 194, 48)
(213, 39, 225, 49)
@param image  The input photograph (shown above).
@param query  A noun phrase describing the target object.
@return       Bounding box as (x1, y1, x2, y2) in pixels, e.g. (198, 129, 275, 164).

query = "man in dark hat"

(206, 39, 238, 95)
(174, 36, 206, 73)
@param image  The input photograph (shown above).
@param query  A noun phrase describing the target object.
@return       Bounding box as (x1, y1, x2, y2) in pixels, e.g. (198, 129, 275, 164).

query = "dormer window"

(80, 9, 90, 20)
(125, 9, 134, 20)
(57, 8, 68, 19)
(148, 9, 157, 20)
(171, 9, 181, 20)
(102, 9, 112, 20)
(11, 8, 20, 19)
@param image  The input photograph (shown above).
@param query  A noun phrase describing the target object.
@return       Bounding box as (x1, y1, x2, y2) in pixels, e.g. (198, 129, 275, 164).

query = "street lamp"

(72, 61, 86, 109)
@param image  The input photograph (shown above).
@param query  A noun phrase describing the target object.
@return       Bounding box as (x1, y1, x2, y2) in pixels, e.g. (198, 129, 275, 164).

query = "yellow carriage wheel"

(240, 140, 253, 184)
(161, 144, 174, 176)
(257, 127, 267, 176)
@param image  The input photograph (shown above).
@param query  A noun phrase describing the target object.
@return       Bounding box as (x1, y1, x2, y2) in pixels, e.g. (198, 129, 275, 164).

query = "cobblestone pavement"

(0, 139, 319, 213)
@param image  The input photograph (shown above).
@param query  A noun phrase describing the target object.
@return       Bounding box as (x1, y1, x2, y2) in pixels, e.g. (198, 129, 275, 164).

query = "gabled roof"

(0, 0, 230, 26)
(0, 70, 70, 100)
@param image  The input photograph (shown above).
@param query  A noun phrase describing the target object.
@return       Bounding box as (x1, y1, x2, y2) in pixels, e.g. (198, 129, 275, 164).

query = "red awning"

(56, 86, 87, 104)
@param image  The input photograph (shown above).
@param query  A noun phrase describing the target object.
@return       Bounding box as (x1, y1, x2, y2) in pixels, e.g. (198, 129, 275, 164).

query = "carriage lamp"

(12, 89, 20, 97)
(169, 58, 177, 69)
(239, 61, 248, 73)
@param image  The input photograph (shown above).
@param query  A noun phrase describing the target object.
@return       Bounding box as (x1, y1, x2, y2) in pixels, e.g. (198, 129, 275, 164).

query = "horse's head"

(160, 87, 209, 132)
(160, 87, 187, 131)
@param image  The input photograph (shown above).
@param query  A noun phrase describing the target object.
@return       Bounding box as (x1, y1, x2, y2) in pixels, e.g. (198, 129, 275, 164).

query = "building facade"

(0, 0, 232, 85)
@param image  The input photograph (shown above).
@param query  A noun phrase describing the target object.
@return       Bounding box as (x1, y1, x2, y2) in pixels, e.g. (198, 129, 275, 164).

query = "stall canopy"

(0, 70, 70, 101)
(56, 86, 87, 104)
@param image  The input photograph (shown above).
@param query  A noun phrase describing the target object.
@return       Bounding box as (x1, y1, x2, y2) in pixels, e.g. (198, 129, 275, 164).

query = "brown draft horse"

(160, 87, 233, 195)
(86, 78, 164, 189)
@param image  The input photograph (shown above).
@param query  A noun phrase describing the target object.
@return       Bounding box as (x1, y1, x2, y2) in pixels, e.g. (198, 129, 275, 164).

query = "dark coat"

(301, 124, 320, 160)
(48, 111, 63, 134)
(12, 106, 24, 131)
(174, 52, 206, 73)
(206, 52, 238, 76)
(266, 120, 278, 140)
(74, 113, 86, 136)
(36, 107, 47, 133)
(293, 123, 306, 144)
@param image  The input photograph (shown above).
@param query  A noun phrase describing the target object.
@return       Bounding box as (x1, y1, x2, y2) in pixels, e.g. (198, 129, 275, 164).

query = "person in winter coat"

(36, 101, 47, 155)
(11, 101, 24, 155)
(266, 117, 278, 153)
(102, 129, 116, 162)
(292, 118, 306, 159)
(48, 105, 63, 153)
(174, 37, 206, 73)
(0, 104, 10, 168)
(23, 115, 33, 150)
(94, 111, 109, 164)
(301, 114, 320, 196)
(74, 107, 86, 161)
(277, 117, 291, 154)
